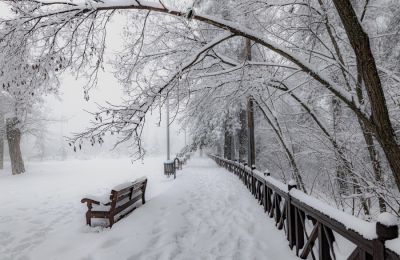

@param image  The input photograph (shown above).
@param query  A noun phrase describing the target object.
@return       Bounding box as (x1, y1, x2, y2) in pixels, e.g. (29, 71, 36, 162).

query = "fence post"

(264, 170, 271, 213)
(243, 162, 248, 185)
(287, 180, 297, 249)
(374, 213, 399, 260)
(251, 165, 256, 195)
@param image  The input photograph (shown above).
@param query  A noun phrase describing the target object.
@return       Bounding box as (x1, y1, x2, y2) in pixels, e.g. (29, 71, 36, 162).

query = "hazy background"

(0, 4, 187, 162)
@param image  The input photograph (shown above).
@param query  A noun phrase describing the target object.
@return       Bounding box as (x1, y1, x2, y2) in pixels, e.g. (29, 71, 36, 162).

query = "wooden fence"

(209, 154, 400, 260)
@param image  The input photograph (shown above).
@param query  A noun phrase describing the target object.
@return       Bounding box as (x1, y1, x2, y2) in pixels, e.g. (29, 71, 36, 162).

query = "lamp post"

(166, 96, 170, 161)
(247, 96, 255, 167)
(163, 96, 176, 179)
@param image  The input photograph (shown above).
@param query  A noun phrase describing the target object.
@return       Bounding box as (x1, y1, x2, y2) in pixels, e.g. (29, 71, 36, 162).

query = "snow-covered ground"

(0, 156, 296, 260)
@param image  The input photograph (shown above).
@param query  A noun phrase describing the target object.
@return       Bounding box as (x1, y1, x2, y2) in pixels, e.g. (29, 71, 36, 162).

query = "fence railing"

(209, 154, 400, 260)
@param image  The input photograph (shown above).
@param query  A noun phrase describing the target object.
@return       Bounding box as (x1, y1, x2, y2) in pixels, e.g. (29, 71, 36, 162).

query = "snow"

(288, 179, 297, 186)
(112, 180, 139, 191)
(377, 212, 399, 227)
(265, 175, 289, 193)
(0, 156, 296, 260)
(386, 237, 400, 255)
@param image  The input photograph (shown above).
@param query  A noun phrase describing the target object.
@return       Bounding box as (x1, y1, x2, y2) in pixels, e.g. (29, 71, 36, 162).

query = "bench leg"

(86, 213, 92, 226)
(142, 193, 146, 204)
(108, 216, 114, 228)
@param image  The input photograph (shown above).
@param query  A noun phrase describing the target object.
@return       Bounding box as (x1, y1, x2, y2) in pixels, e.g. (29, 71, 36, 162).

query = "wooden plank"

(277, 201, 287, 230)
(372, 239, 384, 260)
(295, 209, 305, 255)
(269, 192, 276, 218)
(287, 200, 296, 248)
(347, 247, 361, 260)
(275, 194, 282, 224)
(318, 223, 332, 260)
(323, 225, 336, 260)
(114, 193, 142, 215)
(300, 223, 318, 259)
(266, 187, 272, 213)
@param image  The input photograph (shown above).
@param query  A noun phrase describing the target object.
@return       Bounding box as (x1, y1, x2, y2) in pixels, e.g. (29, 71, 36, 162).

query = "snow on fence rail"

(209, 154, 400, 260)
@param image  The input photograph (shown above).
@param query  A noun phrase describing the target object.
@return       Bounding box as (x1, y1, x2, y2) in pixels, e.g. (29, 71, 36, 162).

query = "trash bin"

(164, 160, 176, 179)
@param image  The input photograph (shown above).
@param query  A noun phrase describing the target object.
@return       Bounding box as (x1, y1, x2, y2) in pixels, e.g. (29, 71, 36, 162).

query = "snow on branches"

(3, 0, 400, 212)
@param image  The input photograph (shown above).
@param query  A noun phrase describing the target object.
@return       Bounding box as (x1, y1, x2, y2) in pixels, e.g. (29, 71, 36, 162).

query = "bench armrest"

(81, 198, 101, 205)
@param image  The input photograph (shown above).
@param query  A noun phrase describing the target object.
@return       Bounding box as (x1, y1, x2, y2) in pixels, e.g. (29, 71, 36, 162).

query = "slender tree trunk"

(224, 117, 233, 160)
(359, 121, 386, 212)
(0, 113, 4, 170)
(6, 117, 25, 175)
(331, 99, 369, 215)
(238, 109, 247, 162)
(332, 97, 350, 195)
(247, 96, 256, 167)
(333, 0, 400, 192)
(269, 83, 369, 210)
(332, 102, 371, 215)
(256, 98, 307, 193)
(216, 141, 222, 156)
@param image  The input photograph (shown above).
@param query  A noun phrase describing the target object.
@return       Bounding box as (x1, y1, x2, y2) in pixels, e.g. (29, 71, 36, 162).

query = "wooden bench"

(81, 177, 147, 228)
(174, 157, 182, 170)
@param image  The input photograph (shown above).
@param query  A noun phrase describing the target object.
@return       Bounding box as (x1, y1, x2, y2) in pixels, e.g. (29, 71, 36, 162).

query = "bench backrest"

(174, 158, 181, 168)
(109, 177, 147, 213)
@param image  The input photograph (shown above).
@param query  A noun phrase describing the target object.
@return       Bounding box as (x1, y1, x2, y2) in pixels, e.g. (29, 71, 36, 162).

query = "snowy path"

(0, 157, 296, 260)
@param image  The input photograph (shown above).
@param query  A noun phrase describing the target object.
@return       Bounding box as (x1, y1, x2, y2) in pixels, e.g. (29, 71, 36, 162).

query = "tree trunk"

(332, 97, 350, 195)
(0, 113, 4, 170)
(224, 118, 233, 160)
(238, 109, 247, 162)
(359, 122, 386, 212)
(317, 0, 384, 212)
(6, 117, 25, 175)
(247, 96, 256, 167)
(256, 98, 307, 193)
(333, 0, 400, 191)
(356, 56, 387, 213)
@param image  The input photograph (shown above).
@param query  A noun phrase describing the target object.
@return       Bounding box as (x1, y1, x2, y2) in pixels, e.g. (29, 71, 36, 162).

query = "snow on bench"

(81, 177, 147, 228)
